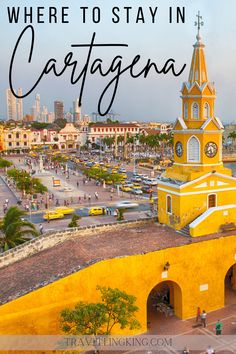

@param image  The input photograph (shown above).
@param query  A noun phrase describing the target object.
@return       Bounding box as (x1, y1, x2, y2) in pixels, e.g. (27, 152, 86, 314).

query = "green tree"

(0, 206, 38, 251)
(228, 131, 236, 145)
(0, 158, 12, 169)
(60, 286, 140, 336)
(102, 137, 115, 148)
(68, 214, 81, 228)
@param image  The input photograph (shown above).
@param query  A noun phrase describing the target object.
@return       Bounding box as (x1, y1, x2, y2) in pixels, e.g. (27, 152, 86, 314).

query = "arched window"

(166, 195, 172, 214)
(192, 102, 199, 119)
(187, 136, 200, 162)
(16, 132, 20, 139)
(204, 103, 210, 118)
(184, 103, 188, 119)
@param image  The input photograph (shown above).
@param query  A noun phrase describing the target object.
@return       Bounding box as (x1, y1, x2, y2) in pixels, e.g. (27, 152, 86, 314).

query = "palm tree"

(0, 206, 38, 252)
(228, 131, 236, 145)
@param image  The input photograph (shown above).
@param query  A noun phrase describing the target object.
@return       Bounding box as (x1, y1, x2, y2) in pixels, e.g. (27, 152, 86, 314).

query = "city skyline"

(1, 0, 236, 122)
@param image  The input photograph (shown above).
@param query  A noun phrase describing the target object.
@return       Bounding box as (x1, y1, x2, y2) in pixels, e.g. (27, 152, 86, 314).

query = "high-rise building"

(54, 101, 64, 120)
(6, 88, 24, 121)
(35, 94, 41, 121)
(73, 99, 81, 122)
(41, 106, 48, 123)
(6, 89, 17, 121)
(17, 88, 23, 121)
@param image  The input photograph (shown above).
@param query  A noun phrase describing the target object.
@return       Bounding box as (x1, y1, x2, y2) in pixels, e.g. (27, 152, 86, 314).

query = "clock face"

(205, 142, 218, 158)
(175, 141, 183, 157)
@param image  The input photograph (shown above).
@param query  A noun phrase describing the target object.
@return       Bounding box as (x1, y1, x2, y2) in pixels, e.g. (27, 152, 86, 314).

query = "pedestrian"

(5, 198, 9, 206)
(110, 194, 113, 201)
(206, 345, 215, 354)
(64, 200, 66, 206)
(215, 319, 223, 335)
(88, 194, 91, 203)
(201, 310, 207, 328)
(84, 193, 86, 201)
(77, 181, 79, 188)
(196, 306, 201, 323)
(182, 348, 189, 354)
(39, 224, 43, 235)
(106, 207, 109, 215)
(3, 204, 7, 214)
(78, 196, 81, 203)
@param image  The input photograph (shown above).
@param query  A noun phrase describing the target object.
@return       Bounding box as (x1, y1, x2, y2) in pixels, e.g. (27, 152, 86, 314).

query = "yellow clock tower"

(158, 13, 236, 236)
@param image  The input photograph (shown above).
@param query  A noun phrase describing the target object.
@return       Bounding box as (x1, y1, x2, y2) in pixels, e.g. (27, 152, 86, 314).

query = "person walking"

(206, 345, 215, 354)
(215, 319, 223, 335)
(39, 224, 43, 235)
(77, 181, 79, 188)
(182, 348, 189, 354)
(196, 306, 201, 323)
(201, 310, 207, 328)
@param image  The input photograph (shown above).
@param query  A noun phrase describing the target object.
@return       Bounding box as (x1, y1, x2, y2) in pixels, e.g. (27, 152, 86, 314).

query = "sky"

(1, 0, 236, 122)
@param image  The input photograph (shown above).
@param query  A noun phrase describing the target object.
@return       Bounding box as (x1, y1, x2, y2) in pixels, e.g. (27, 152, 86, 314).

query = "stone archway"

(147, 280, 182, 333)
(225, 264, 236, 305)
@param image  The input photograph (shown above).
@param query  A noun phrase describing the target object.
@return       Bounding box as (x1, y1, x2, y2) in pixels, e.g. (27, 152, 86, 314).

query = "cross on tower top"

(194, 11, 204, 40)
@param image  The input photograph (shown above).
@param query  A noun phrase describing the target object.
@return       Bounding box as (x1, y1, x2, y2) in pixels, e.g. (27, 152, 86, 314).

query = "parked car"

(115, 201, 139, 209)
(131, 188, 143, 195)
(131, 177, 142, 182)
(143, 178, 158, 186)
(88, 207, 106, 215)
(142, 186, 153, 194)
(132, 183, 142, 189)
(121, 185, 132, 192)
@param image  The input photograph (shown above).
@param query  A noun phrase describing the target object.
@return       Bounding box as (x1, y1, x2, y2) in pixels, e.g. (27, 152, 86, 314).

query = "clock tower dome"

(157, 13, 236, 236)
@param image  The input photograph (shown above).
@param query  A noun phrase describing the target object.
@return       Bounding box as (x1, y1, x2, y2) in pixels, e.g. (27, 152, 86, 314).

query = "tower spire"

(194, 11, 204, 41)
(188, 12, 208, 85)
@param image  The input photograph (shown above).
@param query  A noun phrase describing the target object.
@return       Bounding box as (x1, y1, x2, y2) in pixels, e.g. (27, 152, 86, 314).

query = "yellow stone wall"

(190, 205, 236, 237)
(0, 235, 235, 342)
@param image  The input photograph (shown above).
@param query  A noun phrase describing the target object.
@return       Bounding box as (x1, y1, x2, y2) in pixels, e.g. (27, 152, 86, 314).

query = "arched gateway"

(147, 281, 182, 332)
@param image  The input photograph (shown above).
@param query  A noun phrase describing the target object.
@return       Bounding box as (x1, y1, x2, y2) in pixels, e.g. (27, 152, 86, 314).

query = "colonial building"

(157, 21, 236, 236)
(3, 127, 32, 151)
(87, 123, 140, 144)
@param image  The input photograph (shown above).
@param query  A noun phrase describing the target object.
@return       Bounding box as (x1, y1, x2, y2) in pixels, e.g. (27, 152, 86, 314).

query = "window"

(8, 142, 12, 147)
(204, 103, 210, 118)
(187, 136, 200, 162)
(16, 142, 20, 146)
(166, 195, 172, 214)
(23, 134, 27, 139)
(192, 102, 199, 119)
(16, 133, 20, 139)
(8, 134, 12, 139)
(24, 142, 27, 146)
(184, 102, 188, 119)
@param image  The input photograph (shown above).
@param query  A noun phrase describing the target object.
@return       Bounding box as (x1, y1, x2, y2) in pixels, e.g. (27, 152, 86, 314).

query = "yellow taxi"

(54, 207, 75, 215)
(43, 211, 64, 220)
(111, 169, 118, 174)
(105, 163, 110, 168)
(119, 173, 127, 179)
(88, 207, 105, 216)
(102, 167, 107, 172)
(121, 185, 132, 192)
(106, 180, 113, 185)
(133, 183, 142, 189)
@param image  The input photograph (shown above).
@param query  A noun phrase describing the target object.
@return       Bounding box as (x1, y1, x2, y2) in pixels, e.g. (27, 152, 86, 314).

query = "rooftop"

(0, 222, 235, 305)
